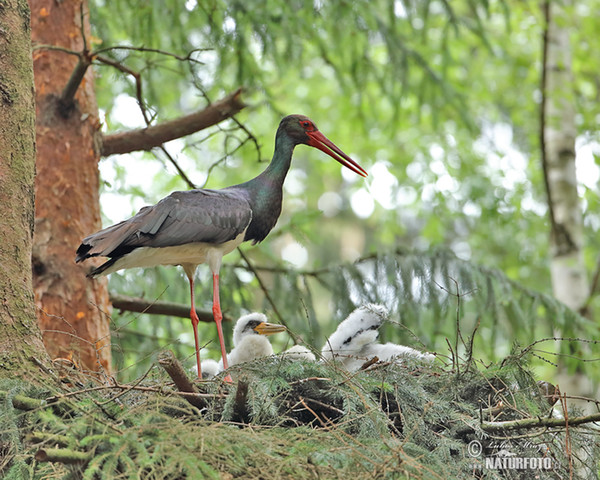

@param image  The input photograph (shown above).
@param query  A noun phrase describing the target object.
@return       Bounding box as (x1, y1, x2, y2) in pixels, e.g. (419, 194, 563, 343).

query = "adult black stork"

(75, 114, 367, 378)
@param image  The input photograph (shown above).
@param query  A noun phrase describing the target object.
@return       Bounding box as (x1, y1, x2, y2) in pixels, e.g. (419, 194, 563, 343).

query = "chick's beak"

(253, 322, 287, 336)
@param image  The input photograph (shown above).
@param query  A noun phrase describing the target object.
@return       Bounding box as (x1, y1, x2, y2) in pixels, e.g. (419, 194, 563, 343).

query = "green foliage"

(82, 0, 600, 406)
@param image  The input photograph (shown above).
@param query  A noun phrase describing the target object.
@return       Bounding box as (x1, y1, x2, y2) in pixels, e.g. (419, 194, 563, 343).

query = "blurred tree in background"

(51, 0, 598, 384)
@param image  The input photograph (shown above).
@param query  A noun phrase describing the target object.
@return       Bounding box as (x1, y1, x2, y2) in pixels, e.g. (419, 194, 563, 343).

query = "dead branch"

(109, 292, 233, 324)
(480, 411, 600, 432)
(157, 350, 207, 410)
(58, 4, 92, 117)
(59, 55, 92, 117)
(232, 379, 249, 424)
(100, 88, 246, 156)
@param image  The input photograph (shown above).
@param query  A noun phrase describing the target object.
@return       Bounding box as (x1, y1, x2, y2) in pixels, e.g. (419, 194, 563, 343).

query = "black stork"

(75, 114, 367, 378)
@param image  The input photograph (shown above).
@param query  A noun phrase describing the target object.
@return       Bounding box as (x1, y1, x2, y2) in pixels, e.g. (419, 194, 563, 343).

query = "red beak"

(307, 131, 368, 177)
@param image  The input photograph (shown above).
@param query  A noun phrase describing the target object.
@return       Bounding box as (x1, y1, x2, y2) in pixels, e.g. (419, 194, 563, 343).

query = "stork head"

(232, 313, 287, 347)
(277, 114, 368, 177)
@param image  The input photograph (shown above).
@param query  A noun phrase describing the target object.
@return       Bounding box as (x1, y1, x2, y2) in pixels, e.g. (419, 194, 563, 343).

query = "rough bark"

(30, 0, 111, 374)
(541, 0, 588, 314)
(0, 0, 50, 375)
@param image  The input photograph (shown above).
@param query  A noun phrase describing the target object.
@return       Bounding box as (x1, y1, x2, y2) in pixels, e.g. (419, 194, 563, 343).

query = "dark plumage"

(76, 114, 367, 378)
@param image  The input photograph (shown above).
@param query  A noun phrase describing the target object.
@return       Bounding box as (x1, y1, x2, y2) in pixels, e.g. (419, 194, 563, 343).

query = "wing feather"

(76, 188, 252, 261)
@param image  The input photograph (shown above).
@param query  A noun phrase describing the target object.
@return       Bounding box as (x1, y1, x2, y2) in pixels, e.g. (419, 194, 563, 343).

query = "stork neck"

(260, 132, 295, 185)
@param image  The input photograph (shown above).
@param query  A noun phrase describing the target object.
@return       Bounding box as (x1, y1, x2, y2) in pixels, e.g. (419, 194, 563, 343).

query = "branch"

(109, 292, 233, 324)
(0, 391, 45, 411)
(58, 54, 92, 117)
(481, 412, 600, 432)
(35, 447, 91, 464)
(100, 88, 246, 157)
(58, 4, 92, 117)
(157, 350, 206, 410)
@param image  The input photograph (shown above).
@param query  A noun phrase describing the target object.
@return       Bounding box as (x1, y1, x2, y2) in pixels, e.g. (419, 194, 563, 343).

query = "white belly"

(101, 231, 246, 275)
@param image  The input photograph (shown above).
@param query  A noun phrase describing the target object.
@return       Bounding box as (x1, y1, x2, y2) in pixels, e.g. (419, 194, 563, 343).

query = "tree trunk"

(541, 0, 588, 314)
(30, 0, 111, 375)
(0, 0, 50, 374)
(541, 0, 596, 411)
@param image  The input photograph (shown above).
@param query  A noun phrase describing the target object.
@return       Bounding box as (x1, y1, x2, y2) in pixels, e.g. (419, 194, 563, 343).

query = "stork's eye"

(301, 121, 311, 129)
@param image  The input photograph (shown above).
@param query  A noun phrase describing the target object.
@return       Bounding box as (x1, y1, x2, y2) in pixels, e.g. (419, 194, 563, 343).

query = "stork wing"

(76, 188, 252, 261)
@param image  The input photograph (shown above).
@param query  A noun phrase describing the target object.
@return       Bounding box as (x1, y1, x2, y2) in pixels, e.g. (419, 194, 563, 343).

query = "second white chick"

(321, 304, 433, 371)
(219, 313, 287, 369)
(280, 345, 316, 362)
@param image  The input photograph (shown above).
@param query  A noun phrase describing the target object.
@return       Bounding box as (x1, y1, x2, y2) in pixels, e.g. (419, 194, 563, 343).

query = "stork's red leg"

(212, 273, 229, 370)
(187, 275, 202, 379)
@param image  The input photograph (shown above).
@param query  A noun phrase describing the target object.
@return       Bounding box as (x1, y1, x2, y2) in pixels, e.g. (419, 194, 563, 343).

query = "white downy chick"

(321, 304, 433, 371)
(198, 359, 221, 379)
(363, 342, 435, 364)
(280, 345, 316, 362)
(321, 304, 388, 371)
(219, 313, 287, 369)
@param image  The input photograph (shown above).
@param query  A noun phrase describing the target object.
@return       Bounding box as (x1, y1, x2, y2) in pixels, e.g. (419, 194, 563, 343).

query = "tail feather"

(85, 257, 119, 278)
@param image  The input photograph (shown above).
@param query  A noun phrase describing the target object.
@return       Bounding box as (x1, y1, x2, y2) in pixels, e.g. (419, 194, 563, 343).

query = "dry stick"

(157, 145, 197, 189)
(109, 292, 233, 324)
(157, 350, 208, 410)
(480, 411, 600, 432)
(101, 88, 246, 156)
(238, 249, 287, 327)
(232, 380, 249, 423)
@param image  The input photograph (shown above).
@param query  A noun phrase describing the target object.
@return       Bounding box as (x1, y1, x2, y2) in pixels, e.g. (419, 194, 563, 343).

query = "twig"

(101, 88, 246, 156)
(157, 145, 197, 189)
(302, 397, 346, 417)
(237, 248, 287, 327)
(288, 377, 331, 387)
(465, 316, 481, 373)
(480, 411, 600, 432)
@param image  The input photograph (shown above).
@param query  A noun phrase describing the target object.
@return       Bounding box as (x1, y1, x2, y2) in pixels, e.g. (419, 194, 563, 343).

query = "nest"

(1, 353, 598, 479)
